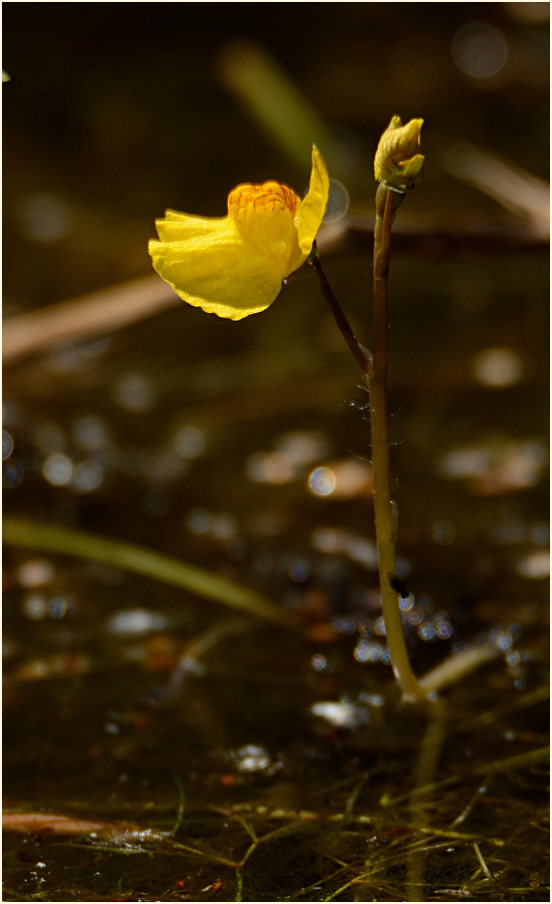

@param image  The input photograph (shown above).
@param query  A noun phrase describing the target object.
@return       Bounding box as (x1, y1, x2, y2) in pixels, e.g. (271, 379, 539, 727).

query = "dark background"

(3, 2, 549, 311)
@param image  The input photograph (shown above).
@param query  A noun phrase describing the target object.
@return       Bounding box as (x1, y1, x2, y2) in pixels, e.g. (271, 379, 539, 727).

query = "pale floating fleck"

(311, 526, 378, 569)
(106, 608, 168, 636)
(406, 606, 424, 626)
(173, 655, 206, 677)
(140, 449, 187, 483)
(232, 744, 272, 773)
(358, 691, 385, 707)
(332, 614, 359, 636)
(42, 452, 73, 486)
(308, 466, 336, 496)
(491, 628, 514, 651)
(22, 593, 48, 620)
(17, 191, 73, 243)
(310, 653, 327, 672)
(72, 414, 111, 451)
(112, 372, 155, 412)
(399, 595, 415, 612)
(71, 459, 104, 493)
(309, 460, 371, 499)
(515, 549, 549, 579)
(246, 450, 296, 485)
(185, 508, 238, 540)
(274, 430, 330, 468)
(310, 701, 370, 729)
(310, 526, 345, 554)
(48, 595, 74, 619)
(471, 347, 523, 387)
(438, 446, 489, 479)
(345, 535, 378, 568)
(173, 424, 206, 459)
(438, 438, 547, 494)
(210, 512, 239, 541)
(2, 430, 14, 460)
(452, 22, 508, 78)
(186, 507, 212, 534)
(418, 621, 436, 642)
(434, 612, 454, 640)
(354, 638, 387, 663)
(16, 559, 56, 588)
(373, 616, 387, 637)
(333, 460, 372, 498)
(46, 338, 112, 375)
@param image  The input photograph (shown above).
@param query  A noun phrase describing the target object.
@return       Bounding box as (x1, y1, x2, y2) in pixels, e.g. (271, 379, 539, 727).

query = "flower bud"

(374, 116, 424, 192)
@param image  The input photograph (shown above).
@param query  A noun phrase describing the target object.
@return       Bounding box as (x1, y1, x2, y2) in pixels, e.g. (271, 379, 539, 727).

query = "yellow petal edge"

(148, 146, 329, 320)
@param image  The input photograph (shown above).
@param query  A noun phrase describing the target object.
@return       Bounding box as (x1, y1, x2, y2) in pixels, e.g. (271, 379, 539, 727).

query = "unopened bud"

(374, 116, 424, 192)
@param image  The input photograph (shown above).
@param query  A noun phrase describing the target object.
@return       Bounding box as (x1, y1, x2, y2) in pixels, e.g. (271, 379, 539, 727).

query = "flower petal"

(295, 146, 330, 256)
(149, 217, 283, 320)
(228, 182, 301, 273)
(154, 209, 230, 243)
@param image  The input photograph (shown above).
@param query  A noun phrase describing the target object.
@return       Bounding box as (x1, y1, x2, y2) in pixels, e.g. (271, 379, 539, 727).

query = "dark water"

(3, 4, 549, 902)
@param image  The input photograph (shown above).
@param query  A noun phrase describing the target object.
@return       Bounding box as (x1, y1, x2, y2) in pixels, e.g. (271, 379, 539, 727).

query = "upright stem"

(311, 196, 428, 702)
(370, 183, 428, 703)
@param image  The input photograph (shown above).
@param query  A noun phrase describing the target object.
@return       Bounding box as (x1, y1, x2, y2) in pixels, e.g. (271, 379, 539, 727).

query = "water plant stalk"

(370, 183, 428, 703)
(312, 189, 427, 702)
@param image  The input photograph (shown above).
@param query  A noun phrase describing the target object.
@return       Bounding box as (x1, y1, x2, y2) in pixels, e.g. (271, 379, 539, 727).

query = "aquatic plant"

(147, 120, 498, 704)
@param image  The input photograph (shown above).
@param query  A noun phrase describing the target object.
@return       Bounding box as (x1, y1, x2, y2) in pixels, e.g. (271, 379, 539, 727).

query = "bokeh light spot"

(42, 453, 73, 486)
(452, 22, 508, 78)
(308, 466, 336, 496)
(323, 178, 349, 223)
(471, 347, 523, 387)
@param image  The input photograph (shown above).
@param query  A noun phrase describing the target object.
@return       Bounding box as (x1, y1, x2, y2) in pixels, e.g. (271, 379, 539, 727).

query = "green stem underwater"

(370, 184, 428, 703)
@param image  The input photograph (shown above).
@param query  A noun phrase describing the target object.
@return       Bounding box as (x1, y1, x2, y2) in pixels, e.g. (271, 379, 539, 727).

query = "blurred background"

(3, 2, 549, 310)
(2, 5, 550, 900)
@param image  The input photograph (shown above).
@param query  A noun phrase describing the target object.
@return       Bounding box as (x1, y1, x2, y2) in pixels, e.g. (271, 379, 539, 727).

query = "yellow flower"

(149, 146, 329, 320)
(374, 115, 424, 191)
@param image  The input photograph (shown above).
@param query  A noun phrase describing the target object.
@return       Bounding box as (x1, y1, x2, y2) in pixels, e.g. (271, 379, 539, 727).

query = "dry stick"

(3, 276, 178, 367)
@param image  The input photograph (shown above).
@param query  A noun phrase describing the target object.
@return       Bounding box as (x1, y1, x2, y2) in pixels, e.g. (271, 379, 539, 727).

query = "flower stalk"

(310, 247, 373, 378)
(370, 182, 428, 703)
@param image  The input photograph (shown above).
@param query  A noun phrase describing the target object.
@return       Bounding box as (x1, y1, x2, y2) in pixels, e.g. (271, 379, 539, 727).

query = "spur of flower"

(374, 115, 424, 192)
(149, 146, 329, 320)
